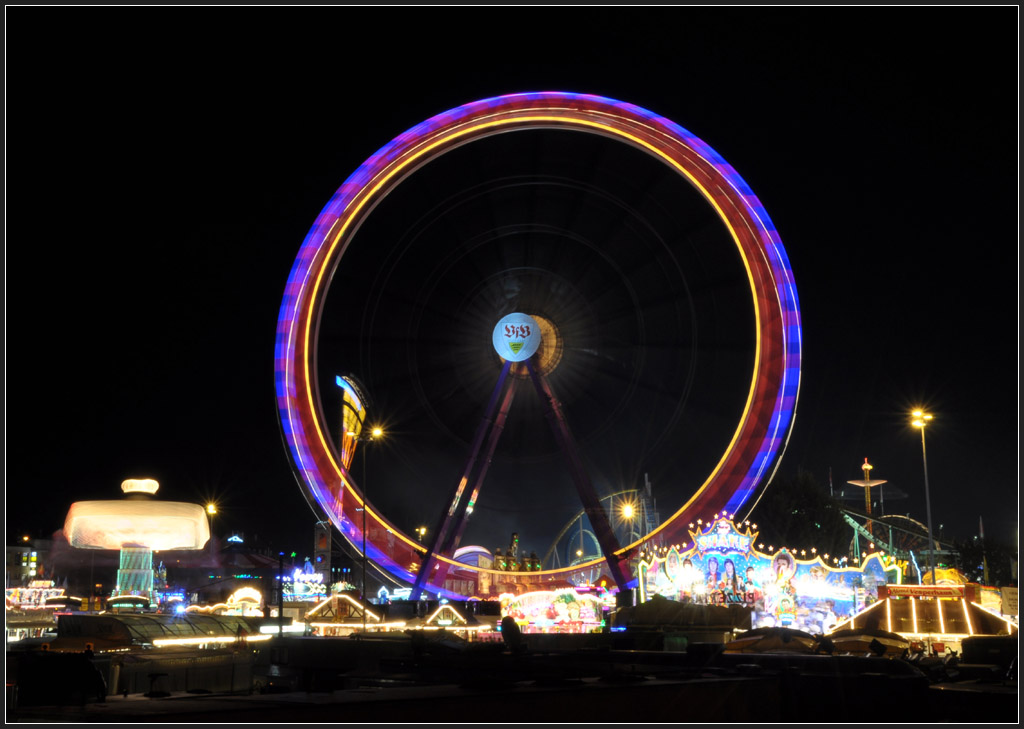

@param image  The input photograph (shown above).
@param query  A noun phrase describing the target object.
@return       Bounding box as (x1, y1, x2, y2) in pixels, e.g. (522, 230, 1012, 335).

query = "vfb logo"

(492, 313, 541, 362)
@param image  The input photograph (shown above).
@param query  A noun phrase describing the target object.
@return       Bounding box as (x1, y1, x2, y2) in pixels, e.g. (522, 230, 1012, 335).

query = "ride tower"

(847, 458, 887, 539)
(63, 479, 210, 606)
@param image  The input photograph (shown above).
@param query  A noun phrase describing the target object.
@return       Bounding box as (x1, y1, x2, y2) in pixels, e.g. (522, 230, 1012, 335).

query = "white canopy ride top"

(63, 479, 210, 551)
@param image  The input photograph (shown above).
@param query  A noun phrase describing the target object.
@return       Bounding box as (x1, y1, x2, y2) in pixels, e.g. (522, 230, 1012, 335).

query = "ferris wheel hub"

(491, 312, 563, 375)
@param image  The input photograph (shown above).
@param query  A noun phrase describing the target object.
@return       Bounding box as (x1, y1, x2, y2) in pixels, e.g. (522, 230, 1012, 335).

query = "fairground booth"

(634, 516, 1017, 653)
(637, 516, 897, 635)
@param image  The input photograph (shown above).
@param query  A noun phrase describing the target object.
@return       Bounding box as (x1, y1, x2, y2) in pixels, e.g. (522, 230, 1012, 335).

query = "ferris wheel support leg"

(424, 373, 519, 595)
(523, 359, 633, 590)
(411, 360, 514, 601)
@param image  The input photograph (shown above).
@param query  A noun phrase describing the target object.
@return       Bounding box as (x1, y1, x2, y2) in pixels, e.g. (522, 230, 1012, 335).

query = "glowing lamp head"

(371, 427, 383, 439)
(622, 504, 634, 519)
(121, 479, 159, 495)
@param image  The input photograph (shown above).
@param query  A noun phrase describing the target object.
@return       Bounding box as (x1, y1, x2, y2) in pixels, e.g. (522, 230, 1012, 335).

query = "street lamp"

(348, 426, 383, 633)
(620, 500, 639, 544)
(911, 410, 937, 585)
(206, 503, 219, 560)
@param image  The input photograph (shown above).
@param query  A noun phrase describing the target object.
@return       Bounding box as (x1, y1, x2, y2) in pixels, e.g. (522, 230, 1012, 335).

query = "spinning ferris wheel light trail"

(274, 92, 802, 599)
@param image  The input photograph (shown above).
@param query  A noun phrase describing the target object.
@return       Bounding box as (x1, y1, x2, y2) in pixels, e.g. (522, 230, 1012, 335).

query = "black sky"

(6, 8, 1019, 562)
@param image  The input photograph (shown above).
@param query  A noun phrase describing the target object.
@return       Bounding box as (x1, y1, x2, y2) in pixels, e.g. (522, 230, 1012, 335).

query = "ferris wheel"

(274, 92, 801, 599)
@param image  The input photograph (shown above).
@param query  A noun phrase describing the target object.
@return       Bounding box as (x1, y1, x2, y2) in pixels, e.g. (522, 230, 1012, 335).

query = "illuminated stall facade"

(305, 592, 392, 636)
(405, 600, 495, 638)
(835, 583, 1019, 656)
(500, 587, 616, 634)
(5, 581, 68, 609)
(637, 517, 900, 635)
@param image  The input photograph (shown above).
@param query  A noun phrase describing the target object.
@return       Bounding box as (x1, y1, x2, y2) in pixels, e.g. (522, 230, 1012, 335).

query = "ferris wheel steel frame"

(274, 92, 802, 598)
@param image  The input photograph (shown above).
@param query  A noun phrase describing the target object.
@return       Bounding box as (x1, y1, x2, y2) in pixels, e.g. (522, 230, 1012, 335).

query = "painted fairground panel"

(637, 517, 900, 634)
(499, 587, 616, 633)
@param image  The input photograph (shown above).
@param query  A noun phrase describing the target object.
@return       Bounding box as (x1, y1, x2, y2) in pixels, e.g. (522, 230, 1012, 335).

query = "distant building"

(6, 539, 53, 588)
(450, 546, 495, 596)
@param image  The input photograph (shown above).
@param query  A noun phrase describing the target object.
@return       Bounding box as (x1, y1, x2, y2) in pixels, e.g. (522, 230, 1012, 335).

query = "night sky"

(7, 8, 1018, 566)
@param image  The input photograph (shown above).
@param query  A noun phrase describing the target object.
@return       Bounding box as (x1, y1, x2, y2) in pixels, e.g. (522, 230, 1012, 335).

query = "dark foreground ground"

(7, 637, 1018, 724)
(8, 675, 1016, 724)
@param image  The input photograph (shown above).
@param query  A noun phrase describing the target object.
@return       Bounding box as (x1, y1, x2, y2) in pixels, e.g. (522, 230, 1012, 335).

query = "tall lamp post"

(349, 426, 383, 633)
(620, 500, 640, 585)
(206, 503, 217, 540)
(911, 410, 937, 585)
(620, 500, 638, 543)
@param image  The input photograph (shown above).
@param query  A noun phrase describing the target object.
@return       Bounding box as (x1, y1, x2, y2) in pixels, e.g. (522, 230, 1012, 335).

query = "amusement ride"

(274, 92, 802, 601)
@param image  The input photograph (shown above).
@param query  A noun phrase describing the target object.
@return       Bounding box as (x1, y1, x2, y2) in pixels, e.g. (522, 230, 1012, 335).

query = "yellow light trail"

(291, 106, 778, 569)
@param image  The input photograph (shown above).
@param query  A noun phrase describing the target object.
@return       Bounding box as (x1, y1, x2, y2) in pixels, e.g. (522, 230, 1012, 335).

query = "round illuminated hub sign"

(492, 313, 542, 362)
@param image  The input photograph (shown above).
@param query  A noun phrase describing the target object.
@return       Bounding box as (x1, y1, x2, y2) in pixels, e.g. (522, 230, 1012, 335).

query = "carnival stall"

(636, 517, 901, 634)
(499, 587, 616, 634)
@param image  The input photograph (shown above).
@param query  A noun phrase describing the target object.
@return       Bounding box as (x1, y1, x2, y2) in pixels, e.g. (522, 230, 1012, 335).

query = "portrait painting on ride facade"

(636, 518, 900, 632)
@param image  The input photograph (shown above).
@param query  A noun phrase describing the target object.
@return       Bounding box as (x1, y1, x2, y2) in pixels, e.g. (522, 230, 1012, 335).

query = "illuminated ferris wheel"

(274, 92, 801, 599)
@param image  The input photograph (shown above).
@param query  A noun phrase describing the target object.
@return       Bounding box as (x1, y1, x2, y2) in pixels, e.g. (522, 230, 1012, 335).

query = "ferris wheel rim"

(274, 92, 802, 592)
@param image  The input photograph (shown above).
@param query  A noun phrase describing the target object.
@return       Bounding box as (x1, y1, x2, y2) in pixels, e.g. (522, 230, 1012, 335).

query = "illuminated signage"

(499, 588, 608, 629)
(283, 567, 328, 602)
(492, 313, 542, 362)
(691, 518, 755, 557)
(289, 569, 323, 583)
(376, 586, 413, 602)
(883, 585, 966, 599)
(335, 375, 365, 412)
